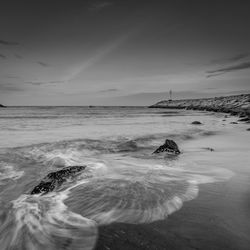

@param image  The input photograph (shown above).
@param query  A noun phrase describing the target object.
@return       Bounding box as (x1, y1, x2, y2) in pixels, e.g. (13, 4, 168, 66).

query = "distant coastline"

(149, 93, 250, 116)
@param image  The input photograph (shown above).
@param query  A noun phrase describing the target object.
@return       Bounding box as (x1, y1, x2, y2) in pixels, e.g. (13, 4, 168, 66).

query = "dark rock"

(230, 122, 238, 124)
(230, 111, 238, 116)
(149, 94, 250, 118)
(153, 139, 180, 155)
(191, 121, 202, 125)
(246, 128, 250, 131)
(238, 117, 250, 122)
(0, 104, 6, 108)
(31, 165, 86, 195)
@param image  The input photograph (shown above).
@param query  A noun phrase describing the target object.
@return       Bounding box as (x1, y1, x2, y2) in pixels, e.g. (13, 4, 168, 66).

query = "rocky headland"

(149, 94, 250, 117)
(0, 104, 6, 108)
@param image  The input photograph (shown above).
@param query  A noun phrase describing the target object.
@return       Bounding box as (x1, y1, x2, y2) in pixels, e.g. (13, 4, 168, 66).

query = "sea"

(0, 106, 249, 250)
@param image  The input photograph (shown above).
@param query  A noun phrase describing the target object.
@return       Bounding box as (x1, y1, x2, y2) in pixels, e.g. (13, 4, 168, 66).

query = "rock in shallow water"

(191, 121, 202, 125)
(31, 165, 86, 195)
(153, 139, 180, 155)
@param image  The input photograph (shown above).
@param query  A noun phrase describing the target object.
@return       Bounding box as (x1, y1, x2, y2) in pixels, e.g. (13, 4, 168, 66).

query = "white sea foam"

(61, 158, 233, 225)
(0, 163, 24, 183)
(7, 180, 97, 250)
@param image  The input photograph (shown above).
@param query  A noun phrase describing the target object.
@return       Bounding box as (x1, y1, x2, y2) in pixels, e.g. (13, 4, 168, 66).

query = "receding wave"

(0, 131, 234, 250)
(0, 158, 233, 250)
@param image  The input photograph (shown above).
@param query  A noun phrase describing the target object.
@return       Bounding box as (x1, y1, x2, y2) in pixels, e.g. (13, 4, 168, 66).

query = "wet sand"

(96, 180, 250, 250)
(96, 126, 250, 250)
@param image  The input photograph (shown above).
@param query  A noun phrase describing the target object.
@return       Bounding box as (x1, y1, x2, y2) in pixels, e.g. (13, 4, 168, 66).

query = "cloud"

(207, 61, 250, 77)
(5, 75, 20, 79)
(25, 80, 65, 85)
(25, 81, 45, 86)
(0, 83, 24, 92)
(37, 61, 50, 67)
(0, 39, 19, 46)
(206, 72, 226, 78)
(88, 1, 113, 11)
(48, 80, 65, 84)
(0, 54, 6, 59)
(99, 88, 118, 93)
(211, 53, 249, 64)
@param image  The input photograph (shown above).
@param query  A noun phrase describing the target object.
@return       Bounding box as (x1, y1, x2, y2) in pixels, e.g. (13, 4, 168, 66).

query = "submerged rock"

(31, 165, 86, 195)
(153, 139, 180, 155)
(230, 122, 238, 124)
(191, 121, 202, 125)
(247, 128, 250, 131)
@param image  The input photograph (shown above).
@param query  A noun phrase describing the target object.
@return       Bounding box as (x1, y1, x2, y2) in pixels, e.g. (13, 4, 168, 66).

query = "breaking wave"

(0, 155, 233, 250)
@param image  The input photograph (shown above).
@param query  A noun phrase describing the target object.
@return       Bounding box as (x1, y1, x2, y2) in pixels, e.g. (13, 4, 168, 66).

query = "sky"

(0, 0, 250, 106)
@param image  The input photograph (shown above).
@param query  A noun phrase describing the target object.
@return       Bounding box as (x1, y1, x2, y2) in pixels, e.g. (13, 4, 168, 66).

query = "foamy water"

(0, 106, 242, 249)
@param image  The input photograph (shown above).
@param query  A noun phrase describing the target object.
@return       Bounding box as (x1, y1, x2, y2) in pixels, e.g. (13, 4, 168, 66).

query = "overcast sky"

(0, 0, 250, 105)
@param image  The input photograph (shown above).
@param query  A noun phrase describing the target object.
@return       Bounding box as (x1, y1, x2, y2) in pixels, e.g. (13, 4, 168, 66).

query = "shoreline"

(149, 94, 250, 117)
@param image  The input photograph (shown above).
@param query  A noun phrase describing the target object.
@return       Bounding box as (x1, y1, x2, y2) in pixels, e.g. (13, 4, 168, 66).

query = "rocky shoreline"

(149, 94, 250, 117)
(0, 104, 6, 108)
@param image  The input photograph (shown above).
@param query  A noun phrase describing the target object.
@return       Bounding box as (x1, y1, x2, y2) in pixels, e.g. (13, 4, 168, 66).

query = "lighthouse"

(169, 90, 172, 101)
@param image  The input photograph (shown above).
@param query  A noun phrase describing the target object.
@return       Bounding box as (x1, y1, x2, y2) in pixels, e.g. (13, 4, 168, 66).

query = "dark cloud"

(211, 53, 249, 64)
(88, 1, 113, 11)
(37, 61, 50, 67)
(0, 54, 6, 59)
(207, 61, 250, 76)
(0, 39, 19, 46)
(206, 72, 226, 78)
